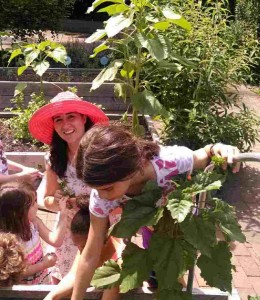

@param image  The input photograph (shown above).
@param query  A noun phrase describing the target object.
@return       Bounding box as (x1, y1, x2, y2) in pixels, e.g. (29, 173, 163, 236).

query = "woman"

(28, 91, 108, 282)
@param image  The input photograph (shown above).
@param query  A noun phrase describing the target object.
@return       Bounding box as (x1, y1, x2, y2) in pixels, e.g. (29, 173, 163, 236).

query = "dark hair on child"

(0, 232, 26, 287)
(76, 124, 160, 186)
(0, 181, 36, 241)
(50, 117, 94, 178)
(70, 208, 90, 236)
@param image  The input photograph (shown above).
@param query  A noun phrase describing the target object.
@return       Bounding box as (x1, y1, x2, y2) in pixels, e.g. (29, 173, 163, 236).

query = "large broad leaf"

(120, 61, 135, 78)
(105, 14, 133, 37)
(91, 60, 123, 91)
(48, 47, 67, 64)
(156, 289, 193, 300)
(120, 243, 152, 293)
(25, 49, 40, 66)
(87, 0, 123, 13)
(132, 89, 169, 118)
(8, 48, 22, 64)
(33, 61, 50, 77)
(114, 83, 129, 101)
(38, 40, 51, 51)
(111, 181, 164, 237)
(167, 199, 193, 223)
(149, 235, 190, 290)
(85, 29, 107, 43)
(90, 42, 109, 58)
(162, 8, 191, 31)
(14, 83, 27, 97)
(98, 3, 129, 15)
(153, 21, 171, 31)
(17, 65, 28, 76)
(180, 214, 216, 257)
(209, 198, 246, 242)
(197, 241, 233, 293)
(135, 33, 169, 61)
(171, 52, 197, 68)
(91, 259, 121, 288)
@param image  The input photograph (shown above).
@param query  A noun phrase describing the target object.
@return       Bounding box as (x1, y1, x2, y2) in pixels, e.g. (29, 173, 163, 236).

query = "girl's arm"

(72, 214, 109, 300)
(43, 164, 61, 212)
(193, 143, 240, 172)
(22, 253, 57, 278)
(36, 198, 68, 247)
(43, 251, 80, 300)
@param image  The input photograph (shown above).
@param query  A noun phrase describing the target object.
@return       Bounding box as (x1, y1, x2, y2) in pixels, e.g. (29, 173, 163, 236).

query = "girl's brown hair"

(0, 232, 25, 287)
(76, 124, 160, 185)
(0, 182, 36, 241)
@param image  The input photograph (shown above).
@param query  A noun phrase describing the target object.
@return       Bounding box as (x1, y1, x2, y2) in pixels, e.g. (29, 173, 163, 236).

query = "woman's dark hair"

(70, 208, 90, 235)
(0, 182, 36, 241)
(76, 124, 160, 186)
(50, 117, 94, 178)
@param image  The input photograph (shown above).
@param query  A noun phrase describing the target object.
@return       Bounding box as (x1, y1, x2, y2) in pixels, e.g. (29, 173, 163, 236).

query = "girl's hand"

(43, 253, 57, 268)
(54, 189, 64, 203)
(66, 197, 77, 209)
(58, 196, 69, 214)
(18, 167, 42, 184)
(210, 143, 240, 173)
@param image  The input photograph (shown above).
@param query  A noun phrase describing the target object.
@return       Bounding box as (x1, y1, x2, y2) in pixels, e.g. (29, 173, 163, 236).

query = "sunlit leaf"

(91, 260, 121, 288)
(153, 21, 171, 31)
(8, 48, 22, 63)
(33, 61, 50, 77)
(17, 65, 27, 76)
(90, 42, 109, 58)
(167, 199, 193, 223)
(162, 8, 191, 31)
(98, 3, 129, 15)
(85, 29, 107, 43)
(87, 0, 123, 13)
(105, 14, 133, 37)
(14, 82, 27, 97)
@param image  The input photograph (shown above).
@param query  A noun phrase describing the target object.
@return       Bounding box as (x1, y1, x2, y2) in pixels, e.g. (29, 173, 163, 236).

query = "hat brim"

(29, 100, 109, 145)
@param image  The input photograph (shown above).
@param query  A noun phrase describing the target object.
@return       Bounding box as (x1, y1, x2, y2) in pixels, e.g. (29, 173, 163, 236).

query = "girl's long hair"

(76, 124, 160, 186)
(0, 182, 35, 241)
(50, 117, 94, 178)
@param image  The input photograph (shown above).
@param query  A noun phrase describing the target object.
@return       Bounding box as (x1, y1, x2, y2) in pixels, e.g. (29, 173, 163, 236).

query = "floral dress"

(0, 139, 8, 175)
(48, 163, 91, 280)
(20, 223, 51, 284)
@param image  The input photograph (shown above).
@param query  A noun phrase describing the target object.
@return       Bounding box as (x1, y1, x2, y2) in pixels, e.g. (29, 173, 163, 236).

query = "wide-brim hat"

(29, 91, 109, 145)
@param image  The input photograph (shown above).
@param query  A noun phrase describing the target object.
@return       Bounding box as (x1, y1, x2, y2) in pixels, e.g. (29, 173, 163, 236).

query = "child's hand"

(43, 253, 57, 268)
(53, 189, 64, 204)
(66, 197, 77, 209)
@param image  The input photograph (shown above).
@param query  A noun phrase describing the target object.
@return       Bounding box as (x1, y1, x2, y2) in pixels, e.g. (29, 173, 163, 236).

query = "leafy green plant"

(4, 91, 46, 143)
(86, 0, 193, 134)
(8, 40, 67, 93)
(146, 0, 260, 150)
(91, 165, 245, 299)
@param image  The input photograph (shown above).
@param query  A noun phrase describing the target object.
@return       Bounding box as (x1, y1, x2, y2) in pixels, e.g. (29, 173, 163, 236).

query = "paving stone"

(237, 256, 260, 277)
(237, 287, 257, 300)
(232, 266, 253, 288)
(248, 277, 260, 295)
(232, 242, 251, 256)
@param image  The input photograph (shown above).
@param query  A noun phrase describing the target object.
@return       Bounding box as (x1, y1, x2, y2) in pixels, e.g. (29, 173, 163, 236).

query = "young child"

(0, 181, 69, 284)
(44, 208, 122, 300)
(0, 232, 26, 287)
(71, 124, 241, 299)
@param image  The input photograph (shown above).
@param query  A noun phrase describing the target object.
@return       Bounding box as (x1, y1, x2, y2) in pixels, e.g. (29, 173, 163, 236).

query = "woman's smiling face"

(53, 112, 86, 145)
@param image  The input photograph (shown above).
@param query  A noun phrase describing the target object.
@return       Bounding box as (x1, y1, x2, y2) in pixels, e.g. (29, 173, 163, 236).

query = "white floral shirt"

(89, 145, 194, 218)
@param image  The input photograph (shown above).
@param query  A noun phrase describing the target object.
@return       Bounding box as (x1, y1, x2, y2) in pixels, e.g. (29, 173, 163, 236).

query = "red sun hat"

(29, 91, 109, 145)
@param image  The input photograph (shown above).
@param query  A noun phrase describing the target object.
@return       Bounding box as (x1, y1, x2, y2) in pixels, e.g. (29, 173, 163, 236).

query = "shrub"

(146, 0, 260, 151)
(0, 0, 74, 40)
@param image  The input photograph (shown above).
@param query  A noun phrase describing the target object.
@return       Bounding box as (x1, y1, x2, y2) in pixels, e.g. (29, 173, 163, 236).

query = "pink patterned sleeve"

(89, 189, 121, 218)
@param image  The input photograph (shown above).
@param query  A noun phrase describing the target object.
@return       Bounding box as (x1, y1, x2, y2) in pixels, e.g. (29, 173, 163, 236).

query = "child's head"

(70, 208, 90, 252)
(0, 181, 37, 241)
(0, 232, 25, 287)
(76, 124, 160, 187)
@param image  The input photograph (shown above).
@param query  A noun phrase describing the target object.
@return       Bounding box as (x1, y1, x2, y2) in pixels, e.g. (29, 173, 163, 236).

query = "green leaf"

(85, 29, 107, 43)
(120, 243, 152, 293)
(38, 40, 51, 51)
(91, 60, 123, 91)
(14, 83, 27, 97)
(167, 199, 193, 223)
(90, 42, 109, 58)
(8, 48, 22, 63)
(25, 49, 40, 66)
(32, 61, 50, 77)
(209, 198, 246, 242)
(197, 241, 233, 292)
(98, 3, 129, 15)
(111, 181, 163, 238)
(157, 61, 183, 72)
(149, 235, 189, 290)
(162, 8, 191, 31)
(17, 65, 28, 76)
(91, 259, 121, 289)
(171, 52, 196, 68)
(132, 89, 169, 118)
(87, 0, 123, 13)
(105, 14, 133, 38)
(180, 214, 216, 257)
(153, 21, 171, 31)
(48, 47, 67, 64)
(114, 83, 129, 101)
(135, 33, 169, 61)
(120, 62, 135, 78)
